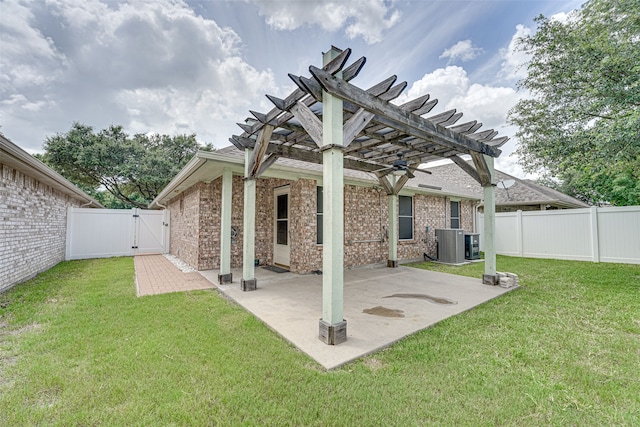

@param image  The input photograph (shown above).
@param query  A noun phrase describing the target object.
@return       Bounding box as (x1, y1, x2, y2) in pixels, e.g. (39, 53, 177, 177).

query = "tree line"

(36, 123, 212, 209)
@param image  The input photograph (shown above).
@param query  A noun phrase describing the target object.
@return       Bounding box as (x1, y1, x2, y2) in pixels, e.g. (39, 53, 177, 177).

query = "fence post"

(65, 207, 74, 260)
(590, 206, 600, 262)
(516, 210, 523, 257)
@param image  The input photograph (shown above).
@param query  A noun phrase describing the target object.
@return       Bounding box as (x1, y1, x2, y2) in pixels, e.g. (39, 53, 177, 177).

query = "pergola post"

(482, 154, 497, 284)
(241, 149, 257, 291)
(218, 168, 233, 284)
(319, 47, 347, 345)
(387, 180, 398, 267)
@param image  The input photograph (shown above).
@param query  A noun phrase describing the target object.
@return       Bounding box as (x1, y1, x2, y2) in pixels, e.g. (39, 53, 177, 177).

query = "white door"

(273, 186, 290, 268)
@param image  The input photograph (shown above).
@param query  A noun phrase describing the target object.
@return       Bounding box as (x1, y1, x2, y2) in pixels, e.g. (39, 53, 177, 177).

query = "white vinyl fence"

(66, 208, 169, 260)
(478, 206, 640, 264)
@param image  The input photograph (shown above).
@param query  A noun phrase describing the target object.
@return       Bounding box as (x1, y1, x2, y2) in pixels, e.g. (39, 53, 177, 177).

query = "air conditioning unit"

(435, 228, 465, 264)
(464, 233, 480, 260)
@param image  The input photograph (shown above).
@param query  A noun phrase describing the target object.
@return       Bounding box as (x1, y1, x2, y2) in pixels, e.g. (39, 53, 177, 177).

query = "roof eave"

(0, 134, 103, 208)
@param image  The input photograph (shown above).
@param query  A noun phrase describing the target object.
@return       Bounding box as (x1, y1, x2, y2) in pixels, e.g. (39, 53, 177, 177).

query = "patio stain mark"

(363, 306, 405, 318)
(384, 293, 458, 305)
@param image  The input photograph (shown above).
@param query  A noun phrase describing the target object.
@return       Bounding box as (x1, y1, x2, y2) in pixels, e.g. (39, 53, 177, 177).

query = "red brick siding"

(343, 185, 387, 268)
(168, 175, 479, 272)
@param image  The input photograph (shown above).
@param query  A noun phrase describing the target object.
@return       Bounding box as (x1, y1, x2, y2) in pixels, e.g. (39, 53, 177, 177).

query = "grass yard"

(1, 256, 639, 426)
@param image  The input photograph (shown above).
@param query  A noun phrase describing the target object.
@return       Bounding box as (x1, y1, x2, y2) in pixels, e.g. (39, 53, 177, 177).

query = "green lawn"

(1, 257, 639, 426)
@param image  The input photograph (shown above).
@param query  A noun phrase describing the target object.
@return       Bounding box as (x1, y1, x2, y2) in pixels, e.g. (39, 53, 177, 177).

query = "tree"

(508, 0, 640, 205)
(38, 123, 213, 208)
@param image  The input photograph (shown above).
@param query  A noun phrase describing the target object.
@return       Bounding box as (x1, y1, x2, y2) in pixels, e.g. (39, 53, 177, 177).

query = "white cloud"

(495, 154, 539, 180)
(550, 12, 570, 23)
(440, 40, 483, 63)
(447, 83, 520, 131)
(396, 65, 534, 177)
(395, 66, 470, 108)
(251, 0, 401, 44)
(498, 24, 532, 81)
(0, 0, 277, 150)
(399, 65, 519, 131)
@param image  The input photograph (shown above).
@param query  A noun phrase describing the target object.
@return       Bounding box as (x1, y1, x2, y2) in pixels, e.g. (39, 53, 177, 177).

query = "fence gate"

(66, 208, 169, 260)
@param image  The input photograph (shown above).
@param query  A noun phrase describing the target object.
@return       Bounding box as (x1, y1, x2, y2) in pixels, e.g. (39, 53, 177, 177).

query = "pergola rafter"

(228, 47, 506, 345)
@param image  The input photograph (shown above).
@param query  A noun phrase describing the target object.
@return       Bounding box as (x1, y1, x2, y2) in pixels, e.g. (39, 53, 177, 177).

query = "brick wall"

(0, 164, 81, 291)
(343, 185, 387, 268)
(168, 174, 480, 273)
(167, 183, 201, 269)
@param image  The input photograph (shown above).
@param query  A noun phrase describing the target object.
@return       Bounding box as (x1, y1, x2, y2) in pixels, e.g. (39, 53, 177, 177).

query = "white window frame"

(398, 195, 414, 240)
(450, 200, 460, 229)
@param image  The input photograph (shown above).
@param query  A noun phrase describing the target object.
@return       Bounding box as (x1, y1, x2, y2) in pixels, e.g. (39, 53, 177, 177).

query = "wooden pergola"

(222, 47, 508, 344)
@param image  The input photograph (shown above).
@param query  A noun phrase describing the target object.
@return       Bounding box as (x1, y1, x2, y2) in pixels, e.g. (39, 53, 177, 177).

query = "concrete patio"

(200, 264, 516, 369)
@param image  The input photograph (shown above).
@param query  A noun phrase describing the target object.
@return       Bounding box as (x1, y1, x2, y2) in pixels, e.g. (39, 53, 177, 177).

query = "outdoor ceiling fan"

(392, 152, 408, 176)
(375, 152, 432, 177)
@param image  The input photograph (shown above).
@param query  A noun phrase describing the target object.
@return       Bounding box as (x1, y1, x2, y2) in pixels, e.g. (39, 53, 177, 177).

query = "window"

(276, 194, 288, 245)
(316, 186, 323, 244)
(450, 201, 460, 229)
(399, 195, 413, 240)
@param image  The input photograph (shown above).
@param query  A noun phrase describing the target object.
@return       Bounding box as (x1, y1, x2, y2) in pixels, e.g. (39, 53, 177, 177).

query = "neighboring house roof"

(0, 134, 103, 208)
(425, 161, 589, 209)
(151, 146, 587, 210)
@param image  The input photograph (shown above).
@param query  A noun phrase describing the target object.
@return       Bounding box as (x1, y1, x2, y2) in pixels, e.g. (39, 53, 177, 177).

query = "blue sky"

(1, 0, 584, 177)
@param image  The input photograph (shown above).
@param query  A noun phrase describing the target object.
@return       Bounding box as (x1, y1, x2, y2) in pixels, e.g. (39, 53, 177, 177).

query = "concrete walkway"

(134, 255, 216, 296)
(200, 265, 517, 369)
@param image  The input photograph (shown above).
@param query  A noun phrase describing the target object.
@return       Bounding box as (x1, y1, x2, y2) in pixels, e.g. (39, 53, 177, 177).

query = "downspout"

(80, 200, 94, 208)
(473, 201, 481, 233)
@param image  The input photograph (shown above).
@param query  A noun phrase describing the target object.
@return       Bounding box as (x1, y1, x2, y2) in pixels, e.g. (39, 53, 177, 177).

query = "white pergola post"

(482, 154, 497, 283)
(387, 183, 398, 267)
(241, 149, 257, 291)
(319, 48, 347, 345)
(218, 168, 233, 284)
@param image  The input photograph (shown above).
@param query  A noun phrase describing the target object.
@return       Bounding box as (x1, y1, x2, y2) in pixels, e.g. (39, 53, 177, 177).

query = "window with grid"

(450, 201, 460, 229)
(399, 195, 413, 240)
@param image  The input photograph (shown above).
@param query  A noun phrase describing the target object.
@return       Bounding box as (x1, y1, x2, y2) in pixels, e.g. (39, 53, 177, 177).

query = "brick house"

(0, 134, 102, 291)
(425, 161, 588, 212)
(151, 146, 478, 274)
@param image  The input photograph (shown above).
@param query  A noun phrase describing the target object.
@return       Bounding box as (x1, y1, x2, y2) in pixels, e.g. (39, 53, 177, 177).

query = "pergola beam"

(247, 124, 274, 178)
(450, 155, 481, 185)
(308, 66, 501, 158)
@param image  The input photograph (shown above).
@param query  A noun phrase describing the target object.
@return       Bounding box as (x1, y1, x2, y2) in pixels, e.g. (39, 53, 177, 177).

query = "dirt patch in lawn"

(5, 323, 42, 336)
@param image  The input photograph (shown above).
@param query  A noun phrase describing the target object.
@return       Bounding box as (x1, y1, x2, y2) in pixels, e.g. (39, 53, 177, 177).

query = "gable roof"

(425, 160, 589, 208)
(1, 134, 103, 208)
(151, 145, 587, 210)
